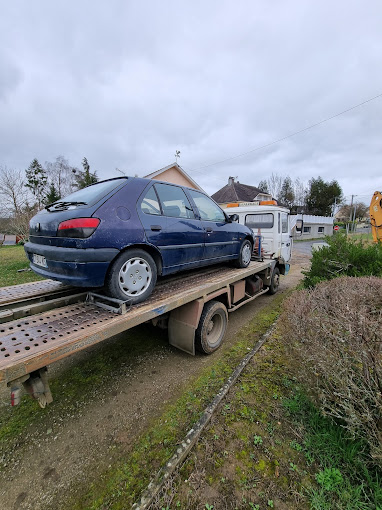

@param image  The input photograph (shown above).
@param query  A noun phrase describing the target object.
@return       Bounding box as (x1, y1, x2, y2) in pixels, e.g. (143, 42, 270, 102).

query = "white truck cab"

(225, 203, 294, 274)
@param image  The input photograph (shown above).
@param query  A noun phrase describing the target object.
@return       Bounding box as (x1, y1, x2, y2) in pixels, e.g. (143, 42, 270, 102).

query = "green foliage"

(74, 157, 98, 189)
(44, 182, 61, 205)
(303, 233, 382, 287)
(306, 176, 342, 216)
(278, 176, 294, 209)
(316, 467, 343, 491)
(25, 158, 48, 208)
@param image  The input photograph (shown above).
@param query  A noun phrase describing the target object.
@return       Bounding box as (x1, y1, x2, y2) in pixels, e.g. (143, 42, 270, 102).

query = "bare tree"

(293, 177, 307, 209)
(0, 166, 29, 215)
(45, 155, 76, 198)
(266, 173, 283, 200)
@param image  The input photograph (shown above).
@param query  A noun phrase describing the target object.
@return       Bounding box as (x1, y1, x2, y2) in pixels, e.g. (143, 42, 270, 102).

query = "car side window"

(188, 190, 226, 222)
(140, 186, 161, 215)
(154, 183, 195, 219)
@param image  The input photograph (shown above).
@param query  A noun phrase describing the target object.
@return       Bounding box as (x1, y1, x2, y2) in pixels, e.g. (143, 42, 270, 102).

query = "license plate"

(32, 254, 48, 268)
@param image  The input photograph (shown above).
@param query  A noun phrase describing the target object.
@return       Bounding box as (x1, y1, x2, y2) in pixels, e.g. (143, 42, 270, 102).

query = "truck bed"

(0, 261, 270, 385)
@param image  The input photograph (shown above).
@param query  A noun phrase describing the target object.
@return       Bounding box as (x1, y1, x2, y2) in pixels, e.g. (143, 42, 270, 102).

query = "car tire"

(195, 300, 228, 354)
(233, 239, 253, 268)
(105, 249, 157, 304)
(267, 267, 280, 295)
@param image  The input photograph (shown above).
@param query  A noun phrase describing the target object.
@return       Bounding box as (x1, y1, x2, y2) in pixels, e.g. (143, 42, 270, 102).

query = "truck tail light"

(57, 218, 100, 238)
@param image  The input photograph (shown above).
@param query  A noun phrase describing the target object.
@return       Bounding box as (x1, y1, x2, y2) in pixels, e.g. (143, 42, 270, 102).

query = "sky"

(0, 1, 381, 205)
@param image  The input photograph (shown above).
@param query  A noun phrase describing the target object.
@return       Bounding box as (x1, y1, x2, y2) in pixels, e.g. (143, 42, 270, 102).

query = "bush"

(282, 276, 382, 467)
(303, 234, 382, 287)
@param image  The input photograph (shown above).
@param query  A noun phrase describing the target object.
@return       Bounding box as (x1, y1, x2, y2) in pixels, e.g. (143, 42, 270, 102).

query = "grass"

(152, 330, 382, 510)
(0, 245, 42, 286)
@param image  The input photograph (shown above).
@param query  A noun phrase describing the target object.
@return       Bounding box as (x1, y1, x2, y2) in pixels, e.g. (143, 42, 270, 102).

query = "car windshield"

(46, 178, 126, 210)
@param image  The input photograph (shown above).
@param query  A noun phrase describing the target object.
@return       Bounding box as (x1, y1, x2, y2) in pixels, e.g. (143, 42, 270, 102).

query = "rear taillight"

(57, 218, 100, 238)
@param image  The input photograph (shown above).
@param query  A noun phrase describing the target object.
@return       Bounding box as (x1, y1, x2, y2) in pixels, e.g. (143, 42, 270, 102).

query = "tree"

(73, 157, 98, 189)
(293, 177, 307, 209)
(0, 166, 29, 215)
(306, 176, 342, 216)
(44, 183, 61, 205)
(267, 173, 283, 200)
(45, 155, 76, 197)
(337, 202, 368, 221)
(278, 176, 295, 209)
(25, 158, 48, 209)
(258, 179, 269, 193)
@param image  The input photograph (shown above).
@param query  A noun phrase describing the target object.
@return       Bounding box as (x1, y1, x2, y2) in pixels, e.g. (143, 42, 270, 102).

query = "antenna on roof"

(175, 150, 181, 163)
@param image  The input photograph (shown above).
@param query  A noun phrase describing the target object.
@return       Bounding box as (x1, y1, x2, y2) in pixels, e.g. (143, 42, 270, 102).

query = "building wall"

(150, 168, 199, 189)
(290, 214, 333, 240)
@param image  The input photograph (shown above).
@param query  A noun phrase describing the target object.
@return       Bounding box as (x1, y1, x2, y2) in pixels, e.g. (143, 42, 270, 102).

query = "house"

(211, 177, 272, 208)
(290, 214, 333, 239)
(144, 163, 205, 192)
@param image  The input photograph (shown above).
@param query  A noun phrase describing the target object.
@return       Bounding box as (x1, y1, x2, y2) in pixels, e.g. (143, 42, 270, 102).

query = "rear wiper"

(45, 201, 87, 211)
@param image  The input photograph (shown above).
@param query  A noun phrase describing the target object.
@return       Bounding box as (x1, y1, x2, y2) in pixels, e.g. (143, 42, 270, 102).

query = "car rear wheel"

(105, 249, 157, 304)
(233, 239, 252, 268)
(195, 300, 228, 354)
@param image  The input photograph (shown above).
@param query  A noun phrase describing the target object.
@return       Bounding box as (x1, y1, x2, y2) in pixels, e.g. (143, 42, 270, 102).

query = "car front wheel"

(105, 249, 157, 304)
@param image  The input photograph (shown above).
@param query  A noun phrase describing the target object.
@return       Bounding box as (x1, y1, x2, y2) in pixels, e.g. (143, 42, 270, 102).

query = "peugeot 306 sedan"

(25, 177, 254, 303)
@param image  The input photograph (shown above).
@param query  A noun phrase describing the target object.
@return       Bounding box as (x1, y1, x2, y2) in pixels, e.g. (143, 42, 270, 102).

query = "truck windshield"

(245, 213, 274, 229)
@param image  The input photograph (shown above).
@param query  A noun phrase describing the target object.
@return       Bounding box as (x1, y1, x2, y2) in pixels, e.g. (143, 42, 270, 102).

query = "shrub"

(303, 234, 382, 288)
(282, 276, 382, 467)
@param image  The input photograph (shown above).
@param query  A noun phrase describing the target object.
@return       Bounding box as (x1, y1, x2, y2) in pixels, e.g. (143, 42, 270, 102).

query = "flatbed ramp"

(0, 279, 67, 306)
(0, 261, 271, 405)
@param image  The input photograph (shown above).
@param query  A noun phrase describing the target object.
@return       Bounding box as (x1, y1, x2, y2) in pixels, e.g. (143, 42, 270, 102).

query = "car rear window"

(48, 179, 126, 208)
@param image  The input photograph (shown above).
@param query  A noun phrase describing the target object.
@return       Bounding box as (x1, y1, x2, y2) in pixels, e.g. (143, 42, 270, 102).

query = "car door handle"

(205, 227, 213, 233)
(150, 225, 162, 231)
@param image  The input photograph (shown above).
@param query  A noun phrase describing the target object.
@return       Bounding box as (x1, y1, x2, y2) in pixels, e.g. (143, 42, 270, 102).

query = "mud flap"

(168, 299, 204, 355)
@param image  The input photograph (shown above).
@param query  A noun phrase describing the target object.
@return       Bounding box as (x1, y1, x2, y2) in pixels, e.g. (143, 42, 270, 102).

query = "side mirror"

(229, 213, 239, 223)
(295, 219, 303, 232)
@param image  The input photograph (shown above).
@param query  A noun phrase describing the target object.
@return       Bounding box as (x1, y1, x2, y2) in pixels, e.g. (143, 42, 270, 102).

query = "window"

(154, 183, 195, 219)
(281, 213, 288, 233)
(318, 226, 324, 233)
(245, 213, 274, 229)
(303, 226, 311, 233)
(140, 186, 161, 215)
(188, 190, 226, 222)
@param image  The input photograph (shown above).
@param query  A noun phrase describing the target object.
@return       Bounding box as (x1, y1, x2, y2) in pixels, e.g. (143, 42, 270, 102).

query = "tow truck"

(0, 203, 301, 408)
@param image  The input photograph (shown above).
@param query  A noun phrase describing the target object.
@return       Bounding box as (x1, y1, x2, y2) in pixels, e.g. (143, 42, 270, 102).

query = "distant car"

(25, 177, 254, 303)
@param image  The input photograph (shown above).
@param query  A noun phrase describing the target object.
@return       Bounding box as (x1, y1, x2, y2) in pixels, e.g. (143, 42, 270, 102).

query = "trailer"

(0, 259, 277, 408)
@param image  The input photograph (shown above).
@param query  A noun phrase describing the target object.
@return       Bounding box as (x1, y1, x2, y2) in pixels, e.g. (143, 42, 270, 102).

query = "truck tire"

(267, 267, 280, 295)
(105, 249, 157, 304)
(195, 300, 228, 354)
(233, 239, 252, 268)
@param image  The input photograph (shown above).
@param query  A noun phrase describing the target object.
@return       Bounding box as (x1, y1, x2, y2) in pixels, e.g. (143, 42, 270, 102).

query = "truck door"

(281, 212, 291, 262)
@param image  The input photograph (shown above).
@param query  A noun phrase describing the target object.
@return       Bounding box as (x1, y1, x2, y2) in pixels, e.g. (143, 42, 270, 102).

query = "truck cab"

(225, 203, 292, 274)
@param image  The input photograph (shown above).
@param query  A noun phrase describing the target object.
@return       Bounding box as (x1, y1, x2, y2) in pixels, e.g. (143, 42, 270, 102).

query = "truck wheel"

(267, 267, 280, 295)
(233, 239, 252, 268)
(195, 301, 228, 354)
(105, 249, 157, 304)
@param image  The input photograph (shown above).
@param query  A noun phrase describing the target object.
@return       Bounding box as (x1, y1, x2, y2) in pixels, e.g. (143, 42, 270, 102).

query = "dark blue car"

(25, 177, 254, 303)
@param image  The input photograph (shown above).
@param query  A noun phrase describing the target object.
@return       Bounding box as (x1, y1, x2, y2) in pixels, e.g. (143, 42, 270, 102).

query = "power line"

(187, 91, 382, 174)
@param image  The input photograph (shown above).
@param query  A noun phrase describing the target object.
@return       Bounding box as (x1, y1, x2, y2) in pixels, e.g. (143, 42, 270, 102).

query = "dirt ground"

(0, 250, 309, 510)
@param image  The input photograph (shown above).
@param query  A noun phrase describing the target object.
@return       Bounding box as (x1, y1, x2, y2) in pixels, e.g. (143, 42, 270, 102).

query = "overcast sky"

(1, 1, 381, 204)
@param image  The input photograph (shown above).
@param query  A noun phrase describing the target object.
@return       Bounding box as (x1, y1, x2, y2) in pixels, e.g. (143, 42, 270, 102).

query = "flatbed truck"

(0, 259, 278, 408)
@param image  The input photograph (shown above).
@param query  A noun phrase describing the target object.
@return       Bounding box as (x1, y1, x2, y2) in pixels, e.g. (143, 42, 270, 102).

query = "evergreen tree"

(306, 176, 343, 216)
(258, 179, 269, 193)
(44, 183, 61, 205)
(74, 157, 98, 189)
(25, 158, 48, 209)
(278, 176, 295, 209)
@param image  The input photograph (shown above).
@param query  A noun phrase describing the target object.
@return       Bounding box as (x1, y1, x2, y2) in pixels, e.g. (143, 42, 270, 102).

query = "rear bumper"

(24, 242, 119, 287)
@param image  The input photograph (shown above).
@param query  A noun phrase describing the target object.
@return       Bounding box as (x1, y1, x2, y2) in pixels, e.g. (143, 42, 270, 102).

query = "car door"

(138, 183, 205, 271)
(187, 189, 238, 260)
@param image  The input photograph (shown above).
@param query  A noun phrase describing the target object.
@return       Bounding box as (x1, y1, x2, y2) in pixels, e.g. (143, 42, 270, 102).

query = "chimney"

(228, 176, 235, 186)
